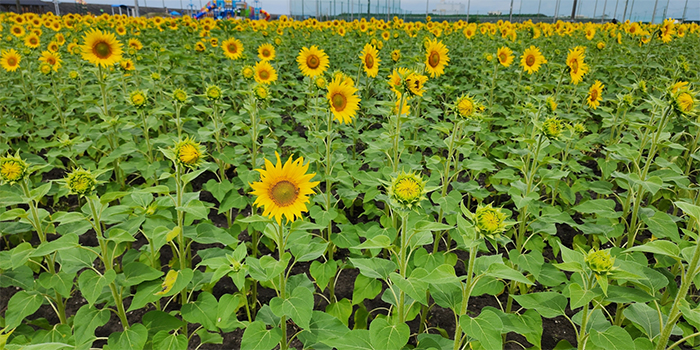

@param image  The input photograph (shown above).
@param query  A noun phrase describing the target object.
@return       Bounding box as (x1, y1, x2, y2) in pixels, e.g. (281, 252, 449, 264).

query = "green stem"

(392, 93, 407, 173)
(140, 110, 153, 162)
(453, 244, 478, 350)
(276, 223, 289, 350)
(488, 61, 498, 113)
(325, 110, 337, 302)
(576, 273, 596, 350)
(397, 214, 409, 323)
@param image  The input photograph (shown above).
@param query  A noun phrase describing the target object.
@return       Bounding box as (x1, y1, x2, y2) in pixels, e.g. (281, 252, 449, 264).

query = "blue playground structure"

(193, 0, 270, 20)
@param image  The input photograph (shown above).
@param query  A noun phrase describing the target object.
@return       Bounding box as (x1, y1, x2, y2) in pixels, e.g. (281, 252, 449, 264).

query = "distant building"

(432, 0, 463, 15)
(487, 11, 502, 15)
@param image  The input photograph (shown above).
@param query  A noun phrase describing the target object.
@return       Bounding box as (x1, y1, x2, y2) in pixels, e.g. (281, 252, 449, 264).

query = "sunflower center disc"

(498, 53, 506, 63)
(228, 44, 237, 53)
(365, 54, 374, 69)
(263, 49, 270, 57)
(571, 60, 579, 73)
(526, 55, 535, 66)
(270, 180, 298, 206)
(7, 58, 16, 66)
(429, 51, 440, 68)
(590, 90, 598, 101)
(94, 41, 112, 59)
(307, 55, 320, 69)
(260, 70, 270, 79)
(332, 93, 347, 111)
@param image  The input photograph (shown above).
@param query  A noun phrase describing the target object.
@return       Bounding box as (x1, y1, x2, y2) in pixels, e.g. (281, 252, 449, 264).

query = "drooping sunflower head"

(327, 75, 360, 124)
(221, 37, 243, 60)
(69, 70, 79, 79)
(566, 46, 589, 85)
(79, 29, 123, 67)
(254, 84, 269, 100)
(496, 46, 514, 67)
(359, 43, 380, 78)
(194, 41, 206, 52)
(0, 49, 22, 72)
(130, 90, 147, 108)
(297, 45, 329, 78)
(585, 249, 615, 275)
(65, 168, 96, 196)
(474, 203, 508, 239)
(546, 97, 558, 113)
(404, 72, 428, 97)
(0, 153, 28, 185)
(670, 81, 689, 94)
(257, 43, 275, 61)
(389, 172, 427, 212)
(47, 41, 59, 53)
(520, 45, 546, 75)
(39, 62, 52, 75)
(596, 41, 606, 50)
(391, 49, 400, 62)
(542, 117, 563, 140)
(119, 58, 135, 71)
(586, 80, 605, 109)
(424, 38, 449, 78)
(206, 84, 222, 101)
(675, 91, 697, 116)
(128, 38, 143, 50)
(174, 137, 205, 169)
(173, 88, 188, 103)
(315, 76, 327, 89)
(254, 60, 278, 85)
(249, 152, 320, 225)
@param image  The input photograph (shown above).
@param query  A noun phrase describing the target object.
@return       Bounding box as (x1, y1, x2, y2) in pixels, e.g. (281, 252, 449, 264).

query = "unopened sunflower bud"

(0, 153, 28, 185)
(586, 249, 614, 275)
(474, 204, 507, 239)
(174, 137, 205, 169)
(542, 117, 563, 140)
(66, 168, 96, 196)
(389, 172, 426, 212)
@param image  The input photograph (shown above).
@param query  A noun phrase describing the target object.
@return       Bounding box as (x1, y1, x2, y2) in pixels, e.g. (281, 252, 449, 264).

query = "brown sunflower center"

(13, 28, 21, 34)
(30, 38, 38, 45)
(7, 57, 17, 66)
(590, 90, 598, 101)
(571, 60, 579, 73)
(306, 54, 320, 69)
(93, 41, 112, 59)
(428, 51, 440, 68)
(262, 49, 270, 57)
(331, 93, 347, 111)
(259, 69, 270, 80)
(498, 52, 507, 63)
(227, 43, 237, 53)
(364, 54, 374, 69)
(526, 54, 535, 66)
(270, 180, 298, 206)
(47, 57, 56, 65)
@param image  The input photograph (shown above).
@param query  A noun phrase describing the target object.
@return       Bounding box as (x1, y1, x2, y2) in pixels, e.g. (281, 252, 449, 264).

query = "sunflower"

(257, 43, 275, 61)
(129, 90, 147, 108)
(80, 29, 123, 67)
(391, 49, 400, 62)
(10, 25, 25, 37)
(424, 38, 449, 78)
(359, 43, 380, 78)
(47, 41, 59, 53)
(254, 60, 278, 85)
(474, 204, 507, 239)
(0, 49, 21, 72)
(194, 41, 206, 52)
(389, 172, 426, 212)
(520, 46, 546, 75)
(596, 41, 606, 50)
(242, 65, 254, 79)
(566, 46, 589, 85)
(0, 153, 28, 185)
(455, 94, 476, 118)
(586, 80, 604, 109)
(65, 168, 96, 196)
(221, 38, 243, 59)
(675, 92, 696, 115)
(326, 76, 360, 124)
(39, 50, 62, 71)
(496, 46, 514, 67)
(671, 81, 689, 94)
(120, 58, 135, 71)
(174, 137, 205, 169)
(404, 72, 428, 97)
(128, 38, 143, 50)
(24, 33, 40, 49)
(296, 45, 329, 78)
(249, 152, 319, 225)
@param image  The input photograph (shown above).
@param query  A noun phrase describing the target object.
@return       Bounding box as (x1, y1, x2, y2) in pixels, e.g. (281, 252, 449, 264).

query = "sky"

(90, 0, 700, 22)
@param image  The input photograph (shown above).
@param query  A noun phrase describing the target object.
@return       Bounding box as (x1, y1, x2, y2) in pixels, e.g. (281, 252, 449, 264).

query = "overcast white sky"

(94, 0, 699, 22)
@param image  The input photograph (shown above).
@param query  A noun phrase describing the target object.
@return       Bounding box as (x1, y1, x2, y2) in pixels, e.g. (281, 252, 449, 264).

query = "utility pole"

(601, 0, 607, 22)
(661, 0, 670, 21)
(554, 0, 560, 22)
(425, 0, 428, 18)
(508, 0, 513, 22)
(651, 0, 658, 24)
(134, 0, 140, 16)
(593, 0, 598, 20)
(54, 0, 60, 15)
(622, 0, 629, 21)
(537, 0, 542, 18)
(571, 0, 578, 20)
(163, 0, 166, 14)
(628, 0, 635, 22)
(681, 0, 689, 22)
(613, 0, 619, 19)
(466, 0, 470, 22)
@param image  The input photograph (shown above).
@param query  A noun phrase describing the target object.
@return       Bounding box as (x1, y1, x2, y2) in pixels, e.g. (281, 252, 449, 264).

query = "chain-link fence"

(288, 0, 699, 23)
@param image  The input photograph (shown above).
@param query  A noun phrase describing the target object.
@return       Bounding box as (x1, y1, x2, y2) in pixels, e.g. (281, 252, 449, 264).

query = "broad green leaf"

(331, 329, 376, 350)
(310, 260, 337, 291)
(349, 257, 397, 280)
(128, 281, 163, 312)
(4, 343, 73, 350)
(587, 325, 634, 350)
(675, 201, 700, 223)
(181, 292, 218, 331)
(107, 323, 148, 350)
(78, 269, 116, 307)
(216, 294, 242, 330)
(283, 286, 314, 329)
(5, 291, 44, 329)
(569, 283, 599, 310)
(625, 240, 680, 259)
(355, 234, 393, 249)
(142, 310, 186, 336)
(485, 263, 533, 285)
(10, 242, 34, 269)
(459, 309, 504, 350)
(152, 331, 187, 350)
(640, 211, 680, 242)
(623, 303, 660, 339)
(369, 318, 410, 350)
(326, 298, 353, 328)
(122, 262, 163, 286)
(31, 233, 79, 257)
(298, 310, 350, 347)
(352, 274, 382, 305)
(389, 270, 429, 305)
(73, 305, 110, 346)
(240, 321, 283, 350)
(512, 292, 568, 318)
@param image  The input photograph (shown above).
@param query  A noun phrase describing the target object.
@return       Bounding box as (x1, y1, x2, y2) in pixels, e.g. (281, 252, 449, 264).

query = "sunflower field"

(1, 11, 700, 350)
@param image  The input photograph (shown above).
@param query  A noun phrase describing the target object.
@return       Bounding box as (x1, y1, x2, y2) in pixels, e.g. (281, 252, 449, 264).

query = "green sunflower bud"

(586, 249, 614, 275)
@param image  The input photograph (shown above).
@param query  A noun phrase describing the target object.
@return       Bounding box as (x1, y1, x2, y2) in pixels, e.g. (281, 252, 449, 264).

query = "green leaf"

(176, 199, 209, 220)
(31, 233, 79, 257)
(331, 329, 376, 350)
(625, 240, 680, 259)
(326, 298, 353, 328)
(4, 290, 44, 329)
(49, 272, 76, 298)
(389, 270, 429, 305)
(196, 328, 224, 344)
(187, 223, 236, 246)
(283, 286, 315, 329)
(122, 262, 163, 286)
(107, 323, 148, 350)
(459, 309, 504, 350)
(128, 281, 163, 312)
(352, 274, 382, 305)
(298, 310, 350, 346)
(485, 263, 534, 285)
(73, 305, 110, 346)
(587, 325, 634, 350)
(240, 321, 283, 350)
(310, 260, 337, 291)
(499, 308, 543, 349)
(4, 343, 73, 350)
(355, 234, 393, 249)
(216, 294, 242, 330)
(623, 303, 661, 339)
(569, 283, 599, 310)
(640, 211, 680, 242)
(675, 201, 700, 223)
(78, 269, 116, 307)
(512, 292, 568, 318)
(369, 318, 410, 350)
(10, 242, 34, 269)
(349, 257, 397, 280)
(152, 331, 187, 350)
(143, 310, 186, 336)
(181, 292, 218, 331)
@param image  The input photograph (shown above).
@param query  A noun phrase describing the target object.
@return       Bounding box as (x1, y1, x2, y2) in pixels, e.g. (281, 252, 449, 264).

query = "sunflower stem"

(325, 109, 337, 302)
(392, 93, 407, 173)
